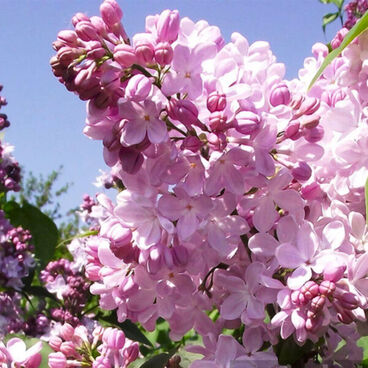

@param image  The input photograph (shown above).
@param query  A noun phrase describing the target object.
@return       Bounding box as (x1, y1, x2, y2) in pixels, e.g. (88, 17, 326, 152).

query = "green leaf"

(274, 336, 314, 365)
(24, 285, 59, 302)
(176, 349, 202, 368)
(319, 0, 344, 7)
(323, 12, 339, 32)
(140, 353, 171, 368)
(3, 201, 59, 267)
(365, 177, 368, 225)
(98, 313, 153, 347)
(358, 336, 368, 361)
(309, 9, 368, 90)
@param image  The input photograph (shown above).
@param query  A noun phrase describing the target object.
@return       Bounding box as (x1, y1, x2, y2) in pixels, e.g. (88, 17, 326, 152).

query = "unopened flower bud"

(154, 42, 173, 66)
(295, 97, 320, 117)
(72, 13, 89, 27)
(207, 92, 226, 112)
(125, 74, 152, 102)
(49, 336, 63, 351)
(60, 323, 75, 341)
(209, 111, 227, 131)
(26, 353, 42, 368)
(330, 88, 347, 106)
(180, 136, 202, 152)
(319, 280, 336, 296)
(75, 21, 100, 42)
(234, 110, 260, 134)
(156, 9, 180, 43)
(103, 328, 126, 350)
(300, 281, 319, 300)
(331, 28, 349, 50)
(310, 295, 326, 312)
(135, 38, 155, 65)
(339, 292, 360, 310)
(168, 98, 198, 128)
(48, 352, 67, 368)
(57, 30, 79, 47)
(123, 342, 140, 364)
(114, 44, 137, 67)
(304, 125, 324, 143)
(100, 0, 123, 27)
(60, 342, 77, 357)
(284, 121, 301, 140)
(269, 82, 290, 107)
(119, 146, 144, 174)
(337, 309, 354, 324)
(292, 161, 312, 182)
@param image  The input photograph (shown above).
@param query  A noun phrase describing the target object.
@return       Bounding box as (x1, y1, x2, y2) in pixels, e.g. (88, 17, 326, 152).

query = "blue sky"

(0, 1, 341, 218)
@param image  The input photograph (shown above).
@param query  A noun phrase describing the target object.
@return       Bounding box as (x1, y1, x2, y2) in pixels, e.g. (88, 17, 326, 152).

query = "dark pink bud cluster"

(40, 258, 90, 314)
(344, 0, 368, 29)
(0, 226, 35, 289)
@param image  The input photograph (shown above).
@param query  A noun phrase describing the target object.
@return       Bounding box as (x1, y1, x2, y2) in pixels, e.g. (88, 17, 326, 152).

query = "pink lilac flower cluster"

(0, 212, 35, 289)
(0, 338, 43, 368)
(40, 258, 90, 326)
(48, 323, 139, 368)
(52, 1, 368, 365)
(344, 0, 368, 29)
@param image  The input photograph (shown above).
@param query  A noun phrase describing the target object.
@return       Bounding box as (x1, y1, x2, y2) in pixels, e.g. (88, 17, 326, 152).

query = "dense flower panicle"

(51, 0, 368, 366)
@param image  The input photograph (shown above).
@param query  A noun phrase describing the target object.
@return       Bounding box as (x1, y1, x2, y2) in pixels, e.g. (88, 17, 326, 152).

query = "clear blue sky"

(0, 1, 341, 218)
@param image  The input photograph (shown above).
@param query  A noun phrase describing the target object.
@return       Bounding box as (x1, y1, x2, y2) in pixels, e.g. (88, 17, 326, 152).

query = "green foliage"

(309, 9, 368, 89)
(3, 200, 59, 267)
(274, 336, 314, 366)
(319, 0, 345, 33)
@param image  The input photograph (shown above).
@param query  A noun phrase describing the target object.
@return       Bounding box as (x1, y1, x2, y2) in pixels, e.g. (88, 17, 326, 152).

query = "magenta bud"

(305, 316, 322, 332)
(300, 281, 319, 300)
(168, 98, 198, 128)
(114, 44, 137, 67)
(156, 9, 180, 43)
(154, 42, 173, 66)
(100, 0, 123, 27)
(125, 74, 152, 102)
(49, 336, 63, 351)
(26, 354, 42, 368)
(103, 328, 126, 350)
(207, 91, 226, 112)
(296, 97, 320, 117)
(60, 323, 75, 341)
(72, 12, 90, 27)
(269, 82, 290, 107)
(304, 125, 324, 143)
(123, 342, 140, 364)
(207, 132, 227, 151)
(319, 280, 336, 296)
(60, 342, 77, 357)
(48, 352, 67, 368)
(135, 41, 155, 65)
(209, 111, 227, 131)
(310, 295, 326, 312)
(86, 42, 106, 59)
(119, 146, 144, 174)
(292, 161, 312, 182)
(180, 136, 202, 152)
(323, 264, 346, 282)
(234, 110, 260, 134)
(75, 21, 100, 42)
(284, 121, 301, 140)
(337, 309, 354, 324)
(339, 292, 360, 310)
(331, 28, 349, 50)
(85, 263, 101, 281)
(57, 30, 79, 47)
(305, 317, 315, 331)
